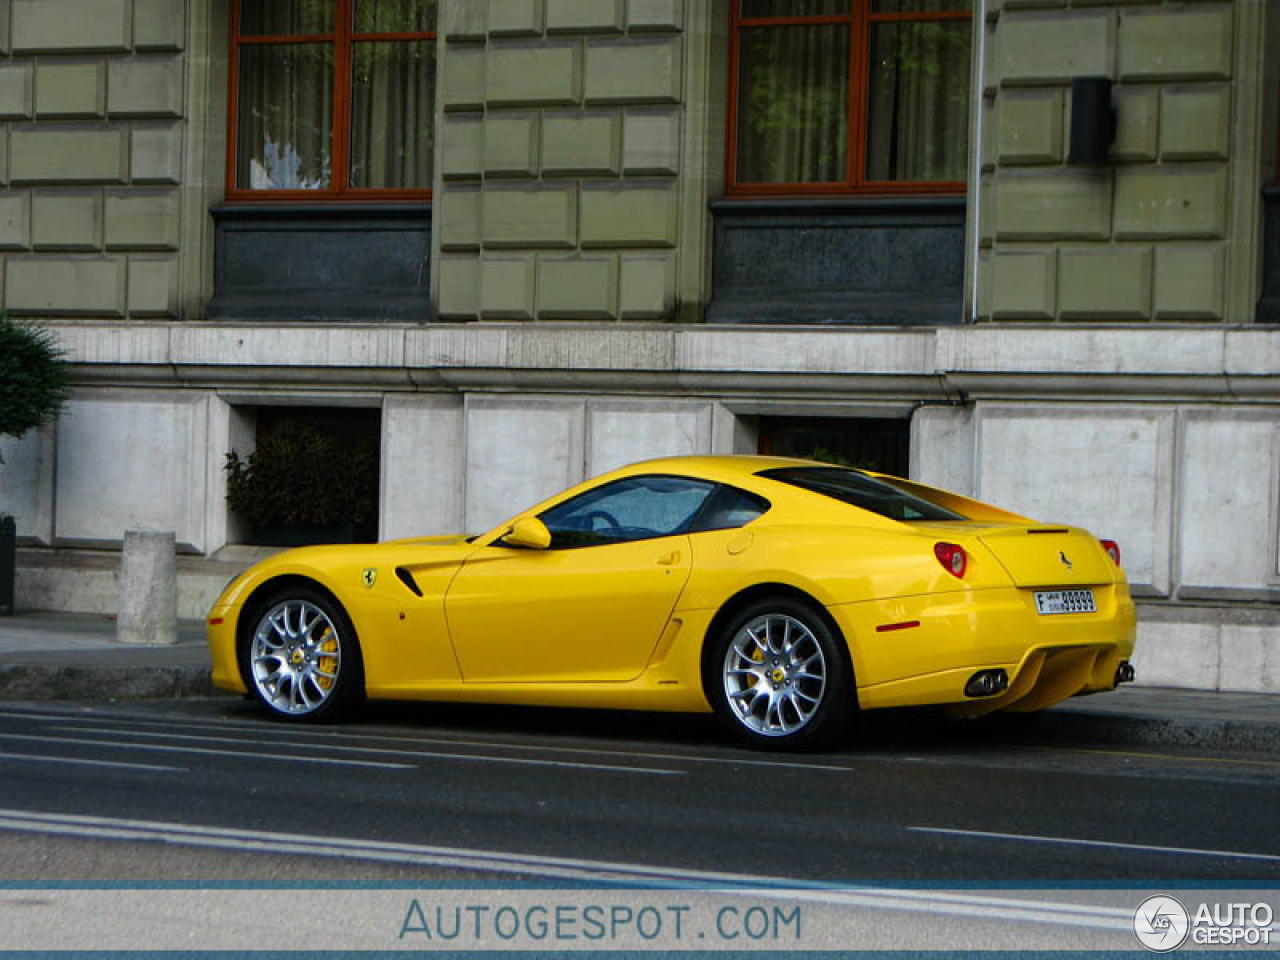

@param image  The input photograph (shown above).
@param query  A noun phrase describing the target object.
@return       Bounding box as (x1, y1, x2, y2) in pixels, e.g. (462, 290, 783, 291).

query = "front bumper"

(207, 604, 247, 694)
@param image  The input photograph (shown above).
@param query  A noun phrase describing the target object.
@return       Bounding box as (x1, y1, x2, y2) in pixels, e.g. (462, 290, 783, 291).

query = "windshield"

(758, 467, 967, 523)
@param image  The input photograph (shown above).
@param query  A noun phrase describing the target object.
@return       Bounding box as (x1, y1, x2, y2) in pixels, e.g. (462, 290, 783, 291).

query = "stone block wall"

(978, 0, 1244, 323)
(0, 0, 186, 319)
(435, 0, 685, 322)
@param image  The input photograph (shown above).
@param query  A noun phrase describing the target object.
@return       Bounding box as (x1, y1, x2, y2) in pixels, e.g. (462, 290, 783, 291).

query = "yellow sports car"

(207, 455, 1136, 748)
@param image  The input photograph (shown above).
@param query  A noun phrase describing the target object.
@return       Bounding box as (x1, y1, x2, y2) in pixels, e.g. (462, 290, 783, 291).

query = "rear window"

(759, 467, 966, 523)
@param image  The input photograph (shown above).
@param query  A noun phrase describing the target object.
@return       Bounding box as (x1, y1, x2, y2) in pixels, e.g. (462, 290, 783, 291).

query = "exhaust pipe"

(964, 669, 1009, 698)
(1114, 661, 1135, 685)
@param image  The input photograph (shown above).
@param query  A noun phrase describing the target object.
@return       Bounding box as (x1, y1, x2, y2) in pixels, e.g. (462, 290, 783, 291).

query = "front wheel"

(241, 588, 363, 722)
(706, 598, 854, 750)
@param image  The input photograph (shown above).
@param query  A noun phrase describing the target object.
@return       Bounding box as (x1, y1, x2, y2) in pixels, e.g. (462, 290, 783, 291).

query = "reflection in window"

(760, 467, 965, 522)
(690, 486, 770, 532)
(354, 0, 437, 32)
(866, 19, 972, 182)
(349, 40, 435, 189)
(541, 477, 716, 548)
(240, 0, 334, 35)
(231, 0, 436, 198)
(730, 0, 971, 193)
(736, 25, 849, 184)
(237, 44, 334, 190)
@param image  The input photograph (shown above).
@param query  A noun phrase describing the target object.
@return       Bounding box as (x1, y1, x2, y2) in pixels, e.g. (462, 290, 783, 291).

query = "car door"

(445, 475, 715, 683)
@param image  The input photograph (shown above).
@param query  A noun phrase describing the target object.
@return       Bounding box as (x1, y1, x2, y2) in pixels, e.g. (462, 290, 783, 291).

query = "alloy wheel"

(249, 599, 343, 716)
(722, 613, 828, 737)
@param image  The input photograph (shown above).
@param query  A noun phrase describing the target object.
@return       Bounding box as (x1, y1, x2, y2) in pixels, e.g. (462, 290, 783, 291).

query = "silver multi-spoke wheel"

(722, 613, 828, 738)
(250, 599, 344, 717)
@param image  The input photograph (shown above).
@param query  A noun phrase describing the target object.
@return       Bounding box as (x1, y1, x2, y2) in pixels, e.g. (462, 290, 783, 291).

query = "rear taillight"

(1100, 539, 1121, 567)
(934, 542, 967, 579)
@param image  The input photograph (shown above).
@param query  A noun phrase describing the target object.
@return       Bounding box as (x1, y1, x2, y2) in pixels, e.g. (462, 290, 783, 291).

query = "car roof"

(477, 454, 914, 543)
(614, 454, 823, 482)
(598, 454, 918, 531)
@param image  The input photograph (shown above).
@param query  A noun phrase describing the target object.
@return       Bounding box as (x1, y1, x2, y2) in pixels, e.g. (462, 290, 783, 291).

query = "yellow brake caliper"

(314, 626, 338, 691)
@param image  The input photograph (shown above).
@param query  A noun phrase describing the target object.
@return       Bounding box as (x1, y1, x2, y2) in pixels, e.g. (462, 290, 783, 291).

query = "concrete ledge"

(0, 665, 223, 700)
(40, 323, 1280, 402)
(15, 548, 257, 621)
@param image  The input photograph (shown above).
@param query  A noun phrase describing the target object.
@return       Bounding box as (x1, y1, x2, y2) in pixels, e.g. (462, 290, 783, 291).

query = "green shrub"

(0, 314, 69, 444)
(225, 420, 377, 529)
(802, 446, 890, 472)
(803, 446, 855, 468)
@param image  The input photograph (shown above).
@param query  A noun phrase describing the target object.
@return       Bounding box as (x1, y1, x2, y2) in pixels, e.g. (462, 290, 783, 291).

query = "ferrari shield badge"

(361, 567, 377, 589)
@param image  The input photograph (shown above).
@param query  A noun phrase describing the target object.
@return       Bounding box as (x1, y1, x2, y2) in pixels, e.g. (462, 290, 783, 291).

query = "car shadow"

(220, 694, 1053, 758)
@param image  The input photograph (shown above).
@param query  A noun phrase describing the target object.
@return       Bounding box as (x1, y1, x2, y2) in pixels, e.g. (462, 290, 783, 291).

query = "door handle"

(657, 550, 681, 566)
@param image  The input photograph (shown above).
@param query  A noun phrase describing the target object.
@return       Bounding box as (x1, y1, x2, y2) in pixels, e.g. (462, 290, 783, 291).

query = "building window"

(757, 416, 910, 476)
(228, 0, 436, 201)
(225, 406, 381, 545)
(1274, 78, 1280, 183)
(728, 0, 971, 195)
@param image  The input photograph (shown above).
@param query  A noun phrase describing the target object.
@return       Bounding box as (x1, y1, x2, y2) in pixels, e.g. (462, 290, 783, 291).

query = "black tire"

(704, 596, 855, 750)
(240, 586, 364, 722)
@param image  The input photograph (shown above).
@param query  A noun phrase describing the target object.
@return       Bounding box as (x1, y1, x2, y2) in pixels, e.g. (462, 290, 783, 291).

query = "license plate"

(1035, 589, 1096, 615)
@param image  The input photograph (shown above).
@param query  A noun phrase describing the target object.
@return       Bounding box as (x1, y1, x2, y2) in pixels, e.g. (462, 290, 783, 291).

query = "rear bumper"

(831, 584, 1136, 712)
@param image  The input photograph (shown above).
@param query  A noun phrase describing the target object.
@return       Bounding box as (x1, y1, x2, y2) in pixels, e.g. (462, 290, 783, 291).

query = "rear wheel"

(241, 587, 363, 722)
(706, 597, 853, 750)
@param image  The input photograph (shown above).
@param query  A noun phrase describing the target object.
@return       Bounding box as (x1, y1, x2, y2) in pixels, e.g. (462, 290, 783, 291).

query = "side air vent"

(395, 567, 422, 597)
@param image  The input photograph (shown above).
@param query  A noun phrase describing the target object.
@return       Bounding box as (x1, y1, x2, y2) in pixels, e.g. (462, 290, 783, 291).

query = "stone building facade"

(0, 0, 1278, 692)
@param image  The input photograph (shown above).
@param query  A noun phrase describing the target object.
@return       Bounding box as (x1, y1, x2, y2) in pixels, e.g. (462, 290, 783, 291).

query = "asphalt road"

(0, 697, 1276, 888)
(2, 699, 1278, 951)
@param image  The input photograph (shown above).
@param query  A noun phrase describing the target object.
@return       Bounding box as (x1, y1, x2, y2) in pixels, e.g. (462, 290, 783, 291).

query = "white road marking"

(258, 727, 852, 772)
(48, 725, 683, 776)
(0, 750, 184, 773)
(0, 707, 847, 773)
(0, 807, 1131, 931)
(910, 826, 1280, 863)
(0, 732, 413, 771)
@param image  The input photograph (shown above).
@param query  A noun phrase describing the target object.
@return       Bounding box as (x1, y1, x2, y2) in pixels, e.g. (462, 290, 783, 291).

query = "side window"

(690, 485, 770, 533)
(540, 476, 716, 548)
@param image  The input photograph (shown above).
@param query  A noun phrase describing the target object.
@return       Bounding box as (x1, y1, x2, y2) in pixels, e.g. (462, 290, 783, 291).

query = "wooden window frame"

(726, 1, 971, 198)
(226, 0, 435, 204)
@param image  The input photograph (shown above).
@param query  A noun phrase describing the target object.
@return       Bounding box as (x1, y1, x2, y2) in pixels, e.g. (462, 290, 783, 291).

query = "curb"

(0, 665, 223, 701)
(1039, 709, 1280, 757)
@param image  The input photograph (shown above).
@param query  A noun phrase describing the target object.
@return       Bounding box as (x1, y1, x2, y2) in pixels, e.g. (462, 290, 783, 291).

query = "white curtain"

(735, 1, 972, 186)
(237, 43, 335, 190)
(349, 39, 435, 189)
(236, 0, 436, 191)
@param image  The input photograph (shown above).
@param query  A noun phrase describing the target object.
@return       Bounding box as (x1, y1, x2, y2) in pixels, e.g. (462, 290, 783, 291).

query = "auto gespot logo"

(1134, 896, 1275, 951)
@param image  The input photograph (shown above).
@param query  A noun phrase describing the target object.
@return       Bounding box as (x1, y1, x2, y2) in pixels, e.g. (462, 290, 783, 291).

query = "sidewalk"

(0, 611, 1278, 754)
(0, 612, 215, 701)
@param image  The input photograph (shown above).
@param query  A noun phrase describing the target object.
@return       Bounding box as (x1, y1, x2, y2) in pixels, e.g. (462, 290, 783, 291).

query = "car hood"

(380, 533, 474, 548)
(214, 534, 480, 612)
(257, 535, 478, 570)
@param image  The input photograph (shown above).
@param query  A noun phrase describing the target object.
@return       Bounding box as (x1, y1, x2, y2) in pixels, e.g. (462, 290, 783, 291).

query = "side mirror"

(503, 516, 552, 550)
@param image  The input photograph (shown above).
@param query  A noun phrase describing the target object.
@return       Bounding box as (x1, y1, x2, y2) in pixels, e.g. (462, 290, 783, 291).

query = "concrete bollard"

(117, 529, 178, 646)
